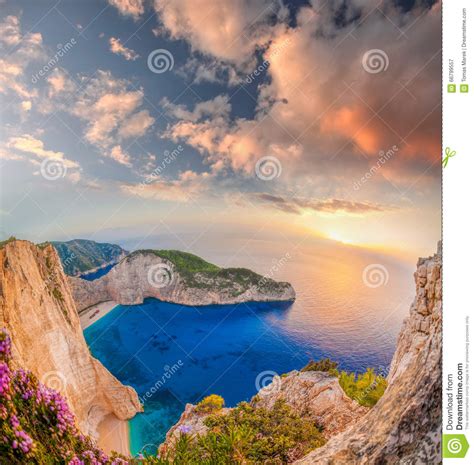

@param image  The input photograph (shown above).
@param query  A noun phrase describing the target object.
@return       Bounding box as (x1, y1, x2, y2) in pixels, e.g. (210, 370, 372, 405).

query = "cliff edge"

(0, 240, 142, 447)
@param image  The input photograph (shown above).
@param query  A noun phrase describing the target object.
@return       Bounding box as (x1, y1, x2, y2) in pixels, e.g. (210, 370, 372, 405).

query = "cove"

(83, 294, 398, 456)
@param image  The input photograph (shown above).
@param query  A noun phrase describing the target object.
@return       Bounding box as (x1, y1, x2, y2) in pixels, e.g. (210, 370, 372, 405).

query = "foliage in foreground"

(0, 328, 130, 465)
(156, 399, 325, 465)
(302, 358, 387, 407)
(0, 328, 326, 464)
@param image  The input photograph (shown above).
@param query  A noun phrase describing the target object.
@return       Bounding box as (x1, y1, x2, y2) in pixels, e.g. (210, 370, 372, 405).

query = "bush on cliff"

(301, 358, 387, 407)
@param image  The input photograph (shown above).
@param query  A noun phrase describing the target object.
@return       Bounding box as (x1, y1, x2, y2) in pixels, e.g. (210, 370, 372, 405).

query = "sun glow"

(325, 230, 355, 245)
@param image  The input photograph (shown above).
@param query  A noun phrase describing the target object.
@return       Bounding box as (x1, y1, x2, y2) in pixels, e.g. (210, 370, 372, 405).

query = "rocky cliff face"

(295, 244, 442, 464)
(69, 250, 296, 311)
(0, 240, 142, 442)
(162, 371, 367, 452)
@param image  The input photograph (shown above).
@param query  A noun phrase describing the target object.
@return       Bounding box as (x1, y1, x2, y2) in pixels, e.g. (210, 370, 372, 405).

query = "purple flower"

(178, 424, 192, 434)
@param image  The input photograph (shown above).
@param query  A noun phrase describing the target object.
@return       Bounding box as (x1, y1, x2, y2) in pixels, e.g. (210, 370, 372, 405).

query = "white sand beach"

(79, 301, 119, 329)
(97, 414, 130, 456)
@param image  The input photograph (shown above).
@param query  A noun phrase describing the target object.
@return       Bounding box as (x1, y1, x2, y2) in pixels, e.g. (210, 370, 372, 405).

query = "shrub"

(195, 394, 225, 414)
(301, 358, 339, 375)
(338, 369, 387, 407)
(301, 358, 387, 407)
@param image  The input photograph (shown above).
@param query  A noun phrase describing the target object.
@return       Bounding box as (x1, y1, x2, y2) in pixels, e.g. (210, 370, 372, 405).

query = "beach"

(79, 301, 118, 329)
(97, 414, 130, 456)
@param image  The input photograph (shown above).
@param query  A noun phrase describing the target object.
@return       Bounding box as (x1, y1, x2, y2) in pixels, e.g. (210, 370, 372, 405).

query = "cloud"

(108, 0, 145, 20)
(253, 193, 395, 215)
(71, 70, 154, 148)
(0, 16, 45, 99)
(6, 134, 80, 171)
(109, 145, 132, 166)
(118, 109, 154, 138)
(47, 68, 75, 97)
(0, 15, 22, 46)
(122, 169, 210, 202)
(161, 95, 231, 122)
(153, 0, 283, 69)
(162, 0, 441, 196)
(109, 37, 139, 60)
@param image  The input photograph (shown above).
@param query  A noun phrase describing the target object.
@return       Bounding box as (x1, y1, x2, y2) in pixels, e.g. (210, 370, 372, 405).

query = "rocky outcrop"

(295, 244, 442, 464)
(161, 371, 366, 451)
(69, 250, 296, 311)
(0, 240, 142, 443)
(254, 371, 367, 439)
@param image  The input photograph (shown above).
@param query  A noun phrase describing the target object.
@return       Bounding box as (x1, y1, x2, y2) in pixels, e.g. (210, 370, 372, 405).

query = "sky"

(0, 0, 441, 262)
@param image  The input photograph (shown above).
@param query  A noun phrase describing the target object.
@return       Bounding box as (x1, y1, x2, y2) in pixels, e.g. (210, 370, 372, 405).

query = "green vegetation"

(48, 239, 126, 276)
(195, 395, 225, 414)
(0, 236, 17, 249)
(301, 358, 339, 375)
(150, 250, 220, 274)
(338, 369, 387, 407)
(132, 249, 289, 295)
(155, 399, 325, 464)
(302, 359, 387, 407)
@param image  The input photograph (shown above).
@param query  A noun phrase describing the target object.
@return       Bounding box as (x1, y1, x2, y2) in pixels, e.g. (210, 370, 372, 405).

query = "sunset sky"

(0, 0, 441, 261)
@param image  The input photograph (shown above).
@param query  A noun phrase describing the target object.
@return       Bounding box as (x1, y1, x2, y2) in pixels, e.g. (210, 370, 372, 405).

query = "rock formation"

(295, 244, 442, 464)
(0, 240, 142, 444)
(162, 371, 366, 451)
(69, 249, 296, 311)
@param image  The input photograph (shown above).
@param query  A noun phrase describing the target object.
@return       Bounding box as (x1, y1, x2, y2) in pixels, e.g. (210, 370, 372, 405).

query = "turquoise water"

(83, 243, 414, 456)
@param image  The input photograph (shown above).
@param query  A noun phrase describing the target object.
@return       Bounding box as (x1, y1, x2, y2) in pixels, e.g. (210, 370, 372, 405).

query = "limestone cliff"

(295, 244, 442, 464)
(69, 249, 296, 311)
(0, 240, 142, 443)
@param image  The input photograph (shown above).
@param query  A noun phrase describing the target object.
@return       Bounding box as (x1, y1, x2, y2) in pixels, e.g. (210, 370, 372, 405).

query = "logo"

(362, 264, 389, 288)
(255, 370, 281, 396)
(147, 49, 174, 74)
(40, 158, 67, 180)
(147, 263, 174, 288)
(443, 434, 469, 458)
(255, 156, 282, 181)
(362, 49, 389, 74)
